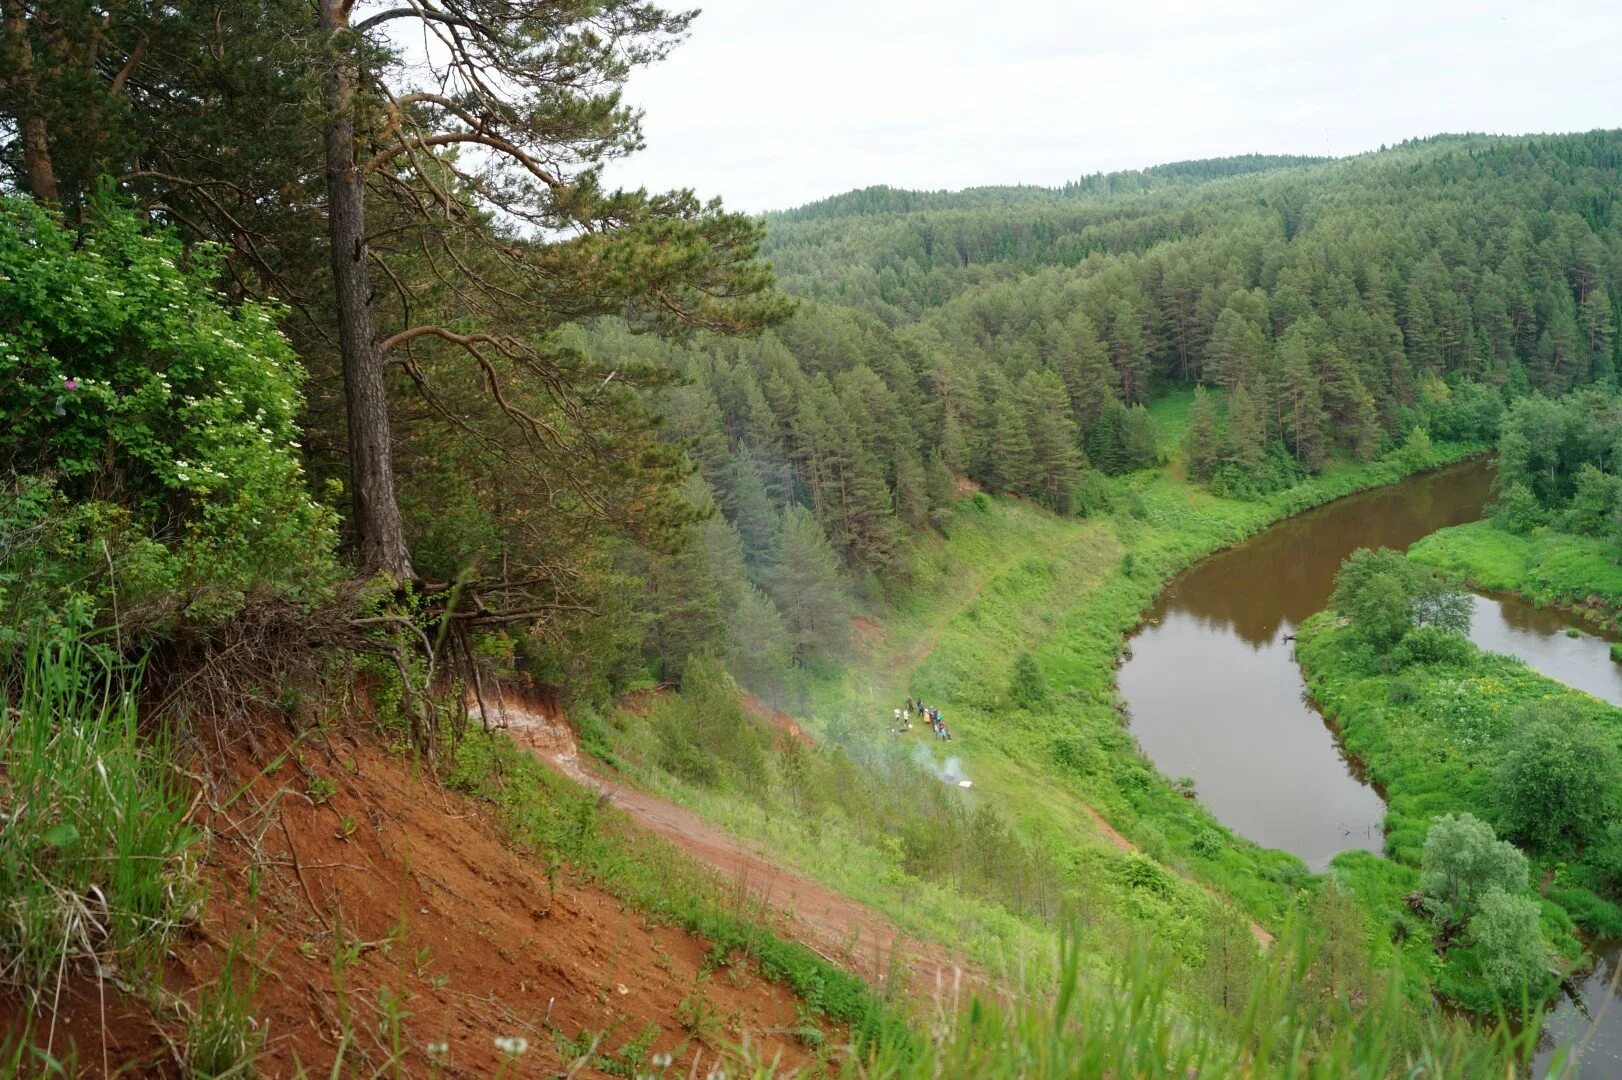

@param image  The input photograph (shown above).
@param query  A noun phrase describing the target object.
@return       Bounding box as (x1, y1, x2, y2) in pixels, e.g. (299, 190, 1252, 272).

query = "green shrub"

(1386, 675, 1420, 704)
(1417, 813, 1528, 927)
(0, 198, 337, 643)
(1469, 889, 1547, 999)
(1493, 482, 1548, 534)
(1330, 547, 1472, 651)
(1495, 704, 1617, 852)
(1008, 651, 1046, 709)
(1391, 626, 1476, 668)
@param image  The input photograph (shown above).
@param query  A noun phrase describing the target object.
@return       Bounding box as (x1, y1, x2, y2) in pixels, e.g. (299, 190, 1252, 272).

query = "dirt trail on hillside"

(478, 690, 974, 995)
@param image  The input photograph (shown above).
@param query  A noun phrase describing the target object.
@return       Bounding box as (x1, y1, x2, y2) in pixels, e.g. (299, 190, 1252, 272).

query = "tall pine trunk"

(1, 0, 59, 204)
(320, 1, 413, 579)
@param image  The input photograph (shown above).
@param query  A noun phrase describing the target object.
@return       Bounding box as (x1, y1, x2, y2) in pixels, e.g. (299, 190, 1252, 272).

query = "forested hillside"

(616, 131, 1622, 703)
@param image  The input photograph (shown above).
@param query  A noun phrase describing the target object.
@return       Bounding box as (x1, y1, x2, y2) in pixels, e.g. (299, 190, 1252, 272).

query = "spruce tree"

(1184, 386, 1223, 481)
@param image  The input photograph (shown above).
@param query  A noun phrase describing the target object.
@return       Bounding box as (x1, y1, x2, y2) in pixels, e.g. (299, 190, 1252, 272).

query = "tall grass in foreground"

(0, 635, 198, 997)
(809, 929, 1561, 1079)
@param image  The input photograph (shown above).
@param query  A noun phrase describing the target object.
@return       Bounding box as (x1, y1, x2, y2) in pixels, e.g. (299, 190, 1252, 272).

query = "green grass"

(0, 634, 199, 998)
(445, 724, 1535, 1075)
(1410, 520, 1622, 627)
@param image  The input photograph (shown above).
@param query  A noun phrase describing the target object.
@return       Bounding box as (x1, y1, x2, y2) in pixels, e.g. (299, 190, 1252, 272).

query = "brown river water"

(1115, 456, 1622, 1075)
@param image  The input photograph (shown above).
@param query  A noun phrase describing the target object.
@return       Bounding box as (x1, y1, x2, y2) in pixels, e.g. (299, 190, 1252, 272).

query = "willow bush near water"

(0, 635, 199, 996)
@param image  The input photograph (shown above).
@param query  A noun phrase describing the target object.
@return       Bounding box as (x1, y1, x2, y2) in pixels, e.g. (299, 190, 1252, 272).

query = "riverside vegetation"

(4, 3, 1622, 1068)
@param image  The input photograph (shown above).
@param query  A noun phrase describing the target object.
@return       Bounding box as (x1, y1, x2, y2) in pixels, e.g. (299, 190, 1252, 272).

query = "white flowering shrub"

(0, 197, 337, 641)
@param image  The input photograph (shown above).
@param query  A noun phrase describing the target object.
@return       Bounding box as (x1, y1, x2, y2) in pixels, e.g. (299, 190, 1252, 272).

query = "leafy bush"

(1427, 382, 1504, 444)
(1390, 626, 1476, 668)
(1494, 704, 1618, 852)
(1469, 889, 1547, 999)
(0, 198, 336, 642)
(1330, 547, 1472, 650)
(1417, 813, 1528, 928)
(1492, 482, 1548, 534)
(1208, 442, 1305, 500)
(1560, 463, 1621, 537)
(1008, 652, 1046, 708)
(1073, 471, 1116, 518)
(1395, 426, 1435, 471)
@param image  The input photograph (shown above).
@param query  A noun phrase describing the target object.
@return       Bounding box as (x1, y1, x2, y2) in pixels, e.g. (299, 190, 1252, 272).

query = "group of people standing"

(893, 697, 952, 741)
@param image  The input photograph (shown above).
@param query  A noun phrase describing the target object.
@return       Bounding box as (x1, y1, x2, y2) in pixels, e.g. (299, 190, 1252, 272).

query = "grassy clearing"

(1410, 520, 1622, 627)
(1296, 612, 1622, 1007)
(0, 635, 199, 1005)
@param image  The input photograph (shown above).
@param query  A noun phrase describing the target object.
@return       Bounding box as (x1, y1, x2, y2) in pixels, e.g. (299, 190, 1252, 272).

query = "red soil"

(4, 718, 826, 1077)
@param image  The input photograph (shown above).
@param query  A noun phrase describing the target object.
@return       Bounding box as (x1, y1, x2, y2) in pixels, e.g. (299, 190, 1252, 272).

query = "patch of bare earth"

(3, 717, 827, 1077)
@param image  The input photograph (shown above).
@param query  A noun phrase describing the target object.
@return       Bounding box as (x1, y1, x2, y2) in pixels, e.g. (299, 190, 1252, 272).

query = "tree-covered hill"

(612, 131, 1621, 695)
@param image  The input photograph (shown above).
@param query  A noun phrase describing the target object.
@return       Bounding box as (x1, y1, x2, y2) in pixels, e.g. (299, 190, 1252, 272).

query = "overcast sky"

(601, 0, 1622, 213)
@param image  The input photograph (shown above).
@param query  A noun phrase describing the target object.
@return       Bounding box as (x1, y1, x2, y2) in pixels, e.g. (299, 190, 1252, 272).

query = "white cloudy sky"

(601, 0, 1622, 212)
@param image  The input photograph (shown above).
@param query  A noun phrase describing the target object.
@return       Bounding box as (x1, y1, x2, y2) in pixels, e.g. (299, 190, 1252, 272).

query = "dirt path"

(478, 693, 974, 995)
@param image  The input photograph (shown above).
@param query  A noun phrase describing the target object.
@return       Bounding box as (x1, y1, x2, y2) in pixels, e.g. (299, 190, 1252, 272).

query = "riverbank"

(1296, 610, 1622, 1008)
(1411, 520, 1622, 632)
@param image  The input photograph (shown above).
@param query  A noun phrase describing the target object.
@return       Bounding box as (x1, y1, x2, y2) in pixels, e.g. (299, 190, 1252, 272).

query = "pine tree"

(641, 523, 728, 684)
(764, 506, 855, 665)
(1019, 370, 1085, 511)
(723, 452, 779, 576)
(892, 443, 930, 529)
(1581, 289, 1616, 382)
(1108, 297, 1152, 404)
(988, 399, 1039, 496)
(938, 410, 970, 474)
(1057, 312, 1116, 427)
(1208, 307, 1268, 392)
(924, 451, 957, 525)
(1120, 404, 1159, 471)
(725, 584, 795, 699)
(1223, 383, 1268, 471)
(1272, 329, 1329, 470)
